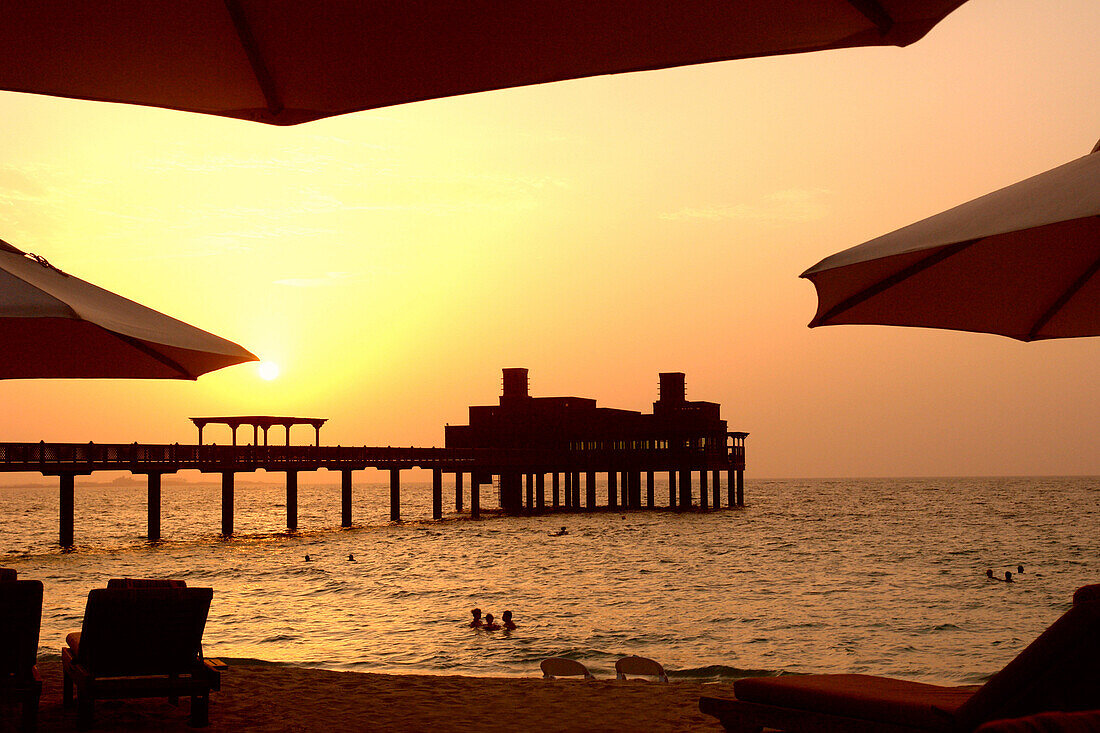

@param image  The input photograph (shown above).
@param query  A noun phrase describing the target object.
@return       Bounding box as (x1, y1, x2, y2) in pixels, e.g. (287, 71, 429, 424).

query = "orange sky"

(1, 0, 1097, 478)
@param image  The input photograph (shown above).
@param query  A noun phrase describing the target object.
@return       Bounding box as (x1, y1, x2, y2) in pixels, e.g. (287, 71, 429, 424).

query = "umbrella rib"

(843, 0, 895, 35)
(222, 0, 284, 116)
(113, 332, 198, 380)
(816, 237, 980, 325)
(1026, 249, 1100, 341)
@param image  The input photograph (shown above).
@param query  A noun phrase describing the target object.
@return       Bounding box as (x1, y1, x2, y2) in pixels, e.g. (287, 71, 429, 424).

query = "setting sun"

(258, 361, 280, 381)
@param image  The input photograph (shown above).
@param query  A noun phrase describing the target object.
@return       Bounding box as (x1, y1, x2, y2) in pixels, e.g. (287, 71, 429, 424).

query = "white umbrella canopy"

(802, 145, 1100, 342)
(0, 0, 967, 125)
(0, 239, 258, 379)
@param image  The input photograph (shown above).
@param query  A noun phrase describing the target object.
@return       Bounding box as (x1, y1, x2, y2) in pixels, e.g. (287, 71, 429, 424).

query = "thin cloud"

(273, 272, 358, 288)
(660, 188, 832, 224)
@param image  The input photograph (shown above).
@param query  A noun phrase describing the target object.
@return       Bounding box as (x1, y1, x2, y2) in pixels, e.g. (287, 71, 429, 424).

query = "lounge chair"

(62, 586, 222, 729)
(541, 657, 596, 680)
(975, 710, 1100, 733)
(616, 655, 669, 682)
(65, 579, 189, 657)
(700, 584, 1100, 733)
(0, 579, 43, 732)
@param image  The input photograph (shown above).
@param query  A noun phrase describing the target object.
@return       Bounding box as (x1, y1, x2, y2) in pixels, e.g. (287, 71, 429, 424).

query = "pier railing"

(0, 441, 745, 474)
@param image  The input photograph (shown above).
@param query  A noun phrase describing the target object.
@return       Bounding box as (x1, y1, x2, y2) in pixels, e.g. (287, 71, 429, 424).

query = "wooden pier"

(1, 369, 747, 548)
(0, 437, 746, 547)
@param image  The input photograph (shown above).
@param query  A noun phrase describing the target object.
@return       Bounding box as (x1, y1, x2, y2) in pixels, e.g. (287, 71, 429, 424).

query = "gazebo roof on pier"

(190, 416, 327, 429)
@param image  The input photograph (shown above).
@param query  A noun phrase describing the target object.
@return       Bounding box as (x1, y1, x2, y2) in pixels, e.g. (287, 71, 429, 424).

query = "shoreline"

(25, 658, 736, 732)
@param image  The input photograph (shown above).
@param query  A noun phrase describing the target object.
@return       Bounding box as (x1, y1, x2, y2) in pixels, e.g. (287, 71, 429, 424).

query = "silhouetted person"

(1005, 571, 1014, 583)
(304, 554, 311, 562)
(482, 613, 501, 631)
(470, 608, 483, 628)
(502, 610, 517, 630)
(348, 554, 355, 561)
(1017, 565, 1024, 574)
(986, 569, 995, 580)
(550, 526, 568, 536)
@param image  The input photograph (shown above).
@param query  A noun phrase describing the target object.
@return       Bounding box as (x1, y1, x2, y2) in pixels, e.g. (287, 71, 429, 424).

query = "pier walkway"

(0, 438, 746, 547)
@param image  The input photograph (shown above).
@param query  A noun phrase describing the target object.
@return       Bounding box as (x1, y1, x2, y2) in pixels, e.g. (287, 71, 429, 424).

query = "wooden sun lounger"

(62, 586, 222, 729)
(1, 579, 43, 732)
(700, 584, 1100, 733)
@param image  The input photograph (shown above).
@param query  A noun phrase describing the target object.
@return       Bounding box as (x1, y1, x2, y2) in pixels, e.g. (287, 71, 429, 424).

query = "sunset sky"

(1, 0, 1097, 478)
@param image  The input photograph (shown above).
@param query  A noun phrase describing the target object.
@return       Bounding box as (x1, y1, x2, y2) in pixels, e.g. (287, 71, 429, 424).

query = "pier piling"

(536, 473, 545, 511)
(736, 470, 745, 507)
(607, 471, 617, 509)
(221, 472, 234, 536)
(432, 468, 442, 520)
(341, 469, 353, 527)
(679, 468, 691, 509)
(455, 472, 463, 513)
(585, 471, 596, 510)
(286, 470, 298, 531)
(668, 470, 676, 509)
(59, 473, 74, 547)
(700, 469, 708, 510)
(552, 473, 560, 508)
(712, 469, 720, 509)
(147, 473, 161, 541)
(389, 468, 400, 522)
(727, 468, 735, 508)
(646, 471, 654, 508)
(470, 475, 480, 519)
(525, 473, 534, 511)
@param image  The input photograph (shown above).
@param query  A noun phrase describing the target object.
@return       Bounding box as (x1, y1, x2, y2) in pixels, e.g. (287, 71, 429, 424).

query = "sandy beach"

(22, 660, 736, 732)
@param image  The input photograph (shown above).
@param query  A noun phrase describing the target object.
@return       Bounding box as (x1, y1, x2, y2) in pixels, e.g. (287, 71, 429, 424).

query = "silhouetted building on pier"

(446, 369, 745, 512)
(446, 368, 727, 452)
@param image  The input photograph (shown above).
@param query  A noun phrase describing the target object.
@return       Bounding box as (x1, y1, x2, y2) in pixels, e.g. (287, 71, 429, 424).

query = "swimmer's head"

(986, 569, 994, 578)
(471, 608, 481, 619)
(502, 610, 512, 622)
(1017, 565, 1024, 573)
(485, 613, 495, 624)
(305, 554, 311, 562)
(1005, 571, 1013, 582)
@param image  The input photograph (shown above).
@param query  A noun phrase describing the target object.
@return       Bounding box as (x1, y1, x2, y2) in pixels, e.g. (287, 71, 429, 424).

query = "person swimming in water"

(1017, 565, 1024, 574)
(482, 613, 501, 631)
(986, 569, 995, 580)
(348, 554, 355, 561)
(305, 554, 312, 562)
(1004, 571, 1014, 583)
(470, 608, 483, 628)
(550, 527, 568, 536)
(502, 610, 517, 630)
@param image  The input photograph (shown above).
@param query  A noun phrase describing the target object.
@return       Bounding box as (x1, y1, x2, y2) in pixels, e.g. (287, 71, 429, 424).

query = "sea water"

(2, 476, 1097, 684)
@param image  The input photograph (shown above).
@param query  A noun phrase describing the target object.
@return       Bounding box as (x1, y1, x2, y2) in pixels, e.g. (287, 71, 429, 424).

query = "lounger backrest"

(541, 657, 594, 679)
(106, 578, 187, 589)
(954, 585, 1100, 730)
(0, 580, 42, 680)
(0, 568, 16, 582)
(76, 587, 213, 678)
(615, 655, 669, 682)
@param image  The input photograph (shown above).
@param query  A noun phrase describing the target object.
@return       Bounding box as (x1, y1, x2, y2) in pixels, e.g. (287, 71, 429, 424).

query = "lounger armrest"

(201, 659, 224, 691)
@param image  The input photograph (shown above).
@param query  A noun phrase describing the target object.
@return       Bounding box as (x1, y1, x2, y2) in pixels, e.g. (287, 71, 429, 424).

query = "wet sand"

(24, 660, 736, 732)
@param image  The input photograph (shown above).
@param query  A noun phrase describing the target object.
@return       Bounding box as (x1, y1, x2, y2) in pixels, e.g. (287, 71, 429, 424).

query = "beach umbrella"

(0, 1, 967, 126)
(801, 142, 1100, 341)
(0, 239, 258, 379)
